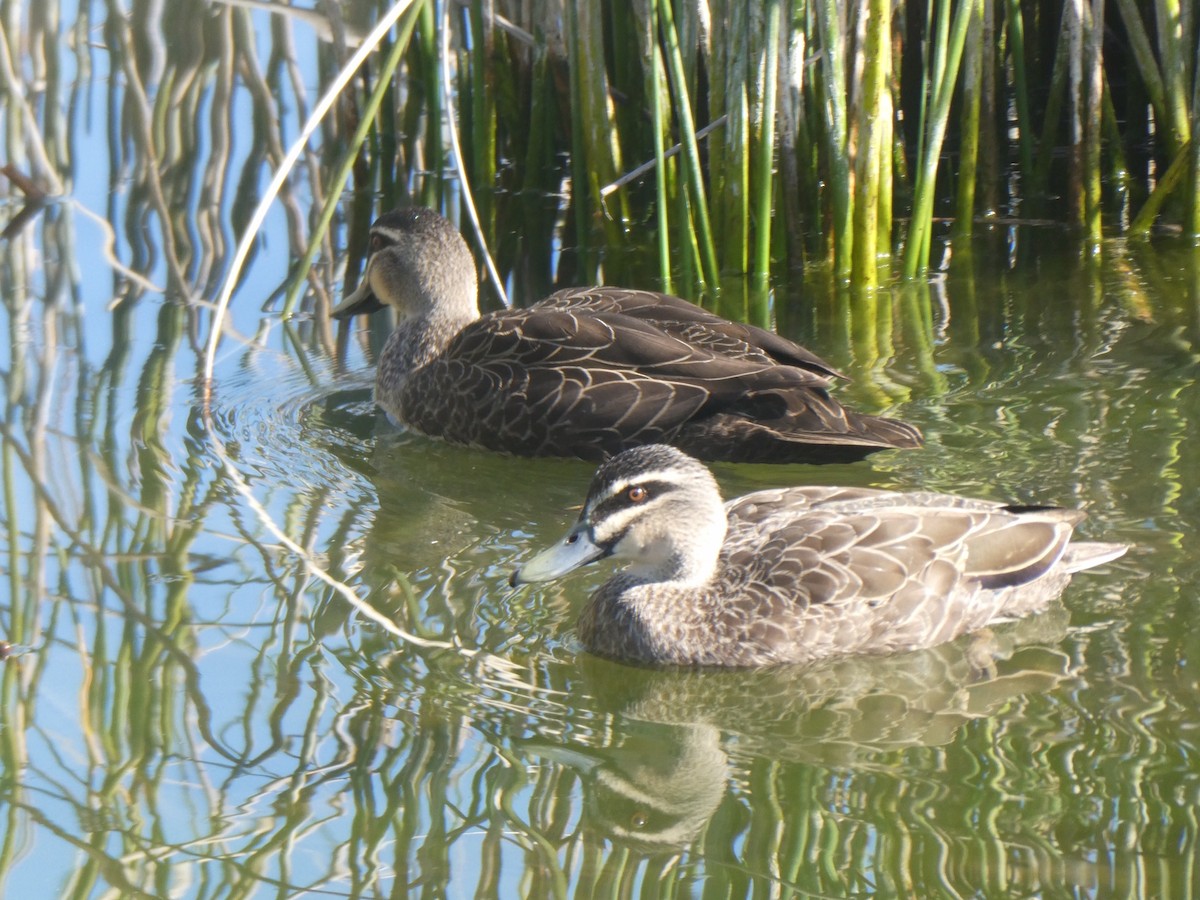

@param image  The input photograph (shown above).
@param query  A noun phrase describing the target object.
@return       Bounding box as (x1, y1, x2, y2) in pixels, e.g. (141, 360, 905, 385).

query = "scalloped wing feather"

(717, 493, 1092, 638)
(536, 287, 844, 378)
(399, 306, 890, 458)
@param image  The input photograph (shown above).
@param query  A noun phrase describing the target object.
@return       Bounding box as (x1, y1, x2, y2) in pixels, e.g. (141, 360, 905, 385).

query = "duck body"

(511, 445, 1128, 667)
(334, 208, 922, 463)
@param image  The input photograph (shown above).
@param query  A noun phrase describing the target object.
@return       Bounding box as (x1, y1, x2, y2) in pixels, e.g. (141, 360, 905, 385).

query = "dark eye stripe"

(590, 479, 676, 520)
(370, 232, 397, 251)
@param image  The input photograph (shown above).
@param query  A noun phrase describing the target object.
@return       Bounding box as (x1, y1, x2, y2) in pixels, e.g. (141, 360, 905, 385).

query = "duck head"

(333, 207, 479, 323)
(512, 445, 729, 588)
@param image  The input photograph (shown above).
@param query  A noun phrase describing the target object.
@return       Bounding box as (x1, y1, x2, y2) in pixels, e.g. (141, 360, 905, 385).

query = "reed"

(851, 0, 892, 287)
(649, 0, 675, 292)
(814, 0, 853, 279)
(750, 0, 781, 303)
(7, 3, 1200, 898)
(656, 0, 720, 292)
(952, 0, 983, 240)
(902, 0, 976, 278)
(282, 4, 421, 317)
(213, 0, 1198, 308)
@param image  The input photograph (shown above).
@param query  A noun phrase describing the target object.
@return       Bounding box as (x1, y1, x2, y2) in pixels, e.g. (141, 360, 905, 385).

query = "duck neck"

(657, 547, 720, 588)
(383, 306, 477, 375)
(628, 513, 726, 588)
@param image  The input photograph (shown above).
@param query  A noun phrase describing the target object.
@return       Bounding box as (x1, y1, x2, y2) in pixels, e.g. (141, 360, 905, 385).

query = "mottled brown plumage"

(511, 445, 1127, 667)
(333, 207, 922, 463)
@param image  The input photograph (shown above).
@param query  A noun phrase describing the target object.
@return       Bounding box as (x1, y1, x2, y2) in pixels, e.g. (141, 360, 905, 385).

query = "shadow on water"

(1, 1, 1199, 897)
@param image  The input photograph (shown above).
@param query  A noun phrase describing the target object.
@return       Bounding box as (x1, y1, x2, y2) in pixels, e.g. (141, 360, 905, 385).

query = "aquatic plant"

(0, 4, 1196, 898)
(299, 0, 1200, 297)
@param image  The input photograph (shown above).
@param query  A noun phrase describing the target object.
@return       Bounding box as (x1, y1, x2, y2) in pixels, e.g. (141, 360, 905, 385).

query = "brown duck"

(512, 445, 1128, 667)
(333, 207, 922, 463)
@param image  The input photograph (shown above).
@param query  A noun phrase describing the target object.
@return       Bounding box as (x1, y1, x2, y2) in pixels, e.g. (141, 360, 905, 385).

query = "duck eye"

(626, 486, 648, 503)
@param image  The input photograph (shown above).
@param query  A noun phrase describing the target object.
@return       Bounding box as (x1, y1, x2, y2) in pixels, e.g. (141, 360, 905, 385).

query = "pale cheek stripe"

(591, 495, 671, 543)
(373, 226, 407, 243)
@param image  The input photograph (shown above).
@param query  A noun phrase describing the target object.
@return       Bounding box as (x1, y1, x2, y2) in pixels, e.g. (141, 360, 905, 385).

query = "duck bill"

(511, 524, 607, 585)
(331, 275, 385, 319)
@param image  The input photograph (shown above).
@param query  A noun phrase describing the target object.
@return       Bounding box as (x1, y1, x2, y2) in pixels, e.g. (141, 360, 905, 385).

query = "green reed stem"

(282, 5, 420, 318)
(1157, 0, 1192, 151)
(1192, 46, 1200, 235)
(416, 1, 443, 206)
(1101, 75, 1131, 192)
(1063, 0, 1089, 233)
(1129, 138, 1195, 235)
(468, 1, 497, 229)
(1084, 0, 1104, 246)
(657, 0, 720, 292)
(852, 0, 889, 286)
(649, 1, 673, 293)
(1112, 0, 1168, 132)
(678, 165, 700, 294)
(776, 6, 808, 269)
(1006, 0, 1035, 186)
(752, 0, 781, 300)
(903, 0, 978, 279)
(565, 0, 591, 272)
(567, 0, 627, 260)
(879, 19, 896, 256)
(953, 0, 982, 239)
(907, 0, 948, 269)
(814, 0, 852, 279)
(712, 0, 750, 286)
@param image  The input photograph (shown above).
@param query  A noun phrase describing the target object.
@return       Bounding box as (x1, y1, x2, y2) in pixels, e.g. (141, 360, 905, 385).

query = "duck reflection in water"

(522, 613, 1075, 859)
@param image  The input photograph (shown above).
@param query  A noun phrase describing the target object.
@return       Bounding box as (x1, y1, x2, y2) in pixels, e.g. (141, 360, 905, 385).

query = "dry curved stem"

(195, 1, 527, 669)
(0, 26, 65, 196)
(62, 202, 166, 298)
(199, 408, 527, 681)
(599, 115, 729, 198)
(201, 1, 417, 395)
(205, 429, 454, 652)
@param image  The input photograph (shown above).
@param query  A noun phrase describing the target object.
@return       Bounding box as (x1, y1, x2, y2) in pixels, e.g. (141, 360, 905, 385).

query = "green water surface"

(1, 4, 1197, 898)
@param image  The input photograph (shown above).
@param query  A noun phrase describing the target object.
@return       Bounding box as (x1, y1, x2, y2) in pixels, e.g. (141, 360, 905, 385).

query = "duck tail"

(1060, 542, 1129, 573)
(846, 412, 925, 450)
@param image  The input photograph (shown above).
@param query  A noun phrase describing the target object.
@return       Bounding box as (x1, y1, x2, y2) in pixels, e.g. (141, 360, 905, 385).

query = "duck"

(332, 207, 922, 463)
(510, 444, 1128, 667)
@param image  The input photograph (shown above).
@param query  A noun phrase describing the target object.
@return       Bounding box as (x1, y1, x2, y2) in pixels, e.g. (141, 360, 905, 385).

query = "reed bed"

(308, 0, 1200, 307)
(0, 1, 1198, 896)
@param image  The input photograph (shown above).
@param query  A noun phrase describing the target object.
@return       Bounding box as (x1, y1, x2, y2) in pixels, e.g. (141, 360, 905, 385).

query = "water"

(2, 5, 1199, 898)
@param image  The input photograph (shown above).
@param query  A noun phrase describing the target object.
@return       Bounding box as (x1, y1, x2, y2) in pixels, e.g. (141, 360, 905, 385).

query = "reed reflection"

(0, 0, 1195, 897)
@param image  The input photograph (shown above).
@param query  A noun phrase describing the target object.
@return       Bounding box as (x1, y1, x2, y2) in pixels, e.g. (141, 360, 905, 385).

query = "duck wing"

(400, 306, 772, 457)
(400, 304, 917, 461)
(536, 290, 922, 459)
(536, 287, 842, 379)
(719, 491, 1105, 659)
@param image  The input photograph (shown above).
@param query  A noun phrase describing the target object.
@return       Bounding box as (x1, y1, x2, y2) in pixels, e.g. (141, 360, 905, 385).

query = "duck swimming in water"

(511, 445, 1127, 667)
(333, 207, 922, 463)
